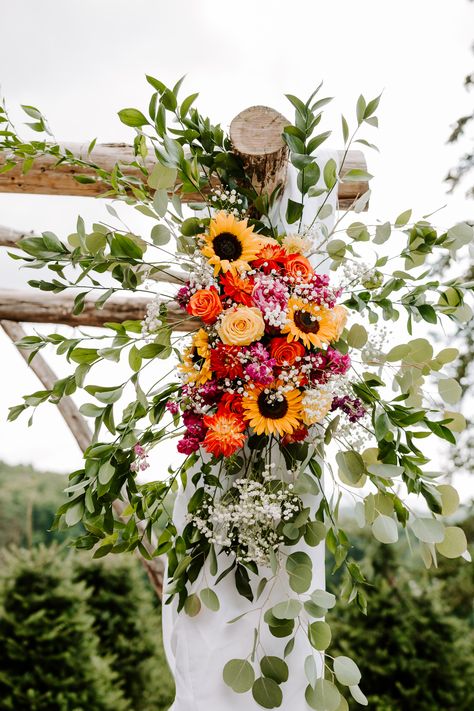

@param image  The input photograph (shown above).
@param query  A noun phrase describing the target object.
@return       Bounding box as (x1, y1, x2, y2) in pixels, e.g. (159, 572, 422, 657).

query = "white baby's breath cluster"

(188, 476, 301, 566)
(141, 294, 163, 341)
(210, 187, 245, 217)
(302, 384, 334, 424)
(337, 261, 378, 289)
(187, 255, 217, 292)
(361, 324, 390, 363)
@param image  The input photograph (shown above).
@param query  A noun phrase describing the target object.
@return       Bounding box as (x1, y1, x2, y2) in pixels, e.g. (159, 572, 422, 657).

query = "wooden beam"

(0, 319, 164, 598)
(0, 141, 367, 209)
(0, 289, 197, 331)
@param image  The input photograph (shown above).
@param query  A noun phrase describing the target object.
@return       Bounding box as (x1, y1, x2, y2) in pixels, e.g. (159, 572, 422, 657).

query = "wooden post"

(230, 106, 290, 197)
(0, 319, 164, 598)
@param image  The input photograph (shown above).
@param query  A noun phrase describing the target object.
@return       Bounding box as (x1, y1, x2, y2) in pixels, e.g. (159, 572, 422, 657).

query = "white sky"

(0, 0, 473, 498)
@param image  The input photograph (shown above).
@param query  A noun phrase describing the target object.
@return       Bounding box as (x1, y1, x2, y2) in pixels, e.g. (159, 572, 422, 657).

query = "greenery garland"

(1, 76, 472, 710)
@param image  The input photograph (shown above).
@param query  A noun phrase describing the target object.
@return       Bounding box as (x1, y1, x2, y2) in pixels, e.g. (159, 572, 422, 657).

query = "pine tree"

(0, 546, 128, 711)
(330, 544, 474, 710)
(74, 554, 175, 711)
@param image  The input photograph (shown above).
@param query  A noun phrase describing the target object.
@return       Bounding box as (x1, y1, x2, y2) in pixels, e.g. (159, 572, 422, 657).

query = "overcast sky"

(0, 1, 473, 495)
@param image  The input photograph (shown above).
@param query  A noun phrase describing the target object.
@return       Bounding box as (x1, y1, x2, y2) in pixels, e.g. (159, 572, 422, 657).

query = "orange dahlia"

(220, 271, 255, 306)
(202, 411, 246, 457)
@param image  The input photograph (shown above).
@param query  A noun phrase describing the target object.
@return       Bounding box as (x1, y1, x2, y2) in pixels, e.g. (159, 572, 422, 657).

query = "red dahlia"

(210, 344, 244, 379)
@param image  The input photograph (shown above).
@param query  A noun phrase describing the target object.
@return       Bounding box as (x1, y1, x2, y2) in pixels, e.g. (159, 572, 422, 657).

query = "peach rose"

(187, 287, 223, 324)
(283, 253, 314, 283)
(217, 306, 265, 346)
(269, 337, 306, 366)
(331, 305, 348, 339)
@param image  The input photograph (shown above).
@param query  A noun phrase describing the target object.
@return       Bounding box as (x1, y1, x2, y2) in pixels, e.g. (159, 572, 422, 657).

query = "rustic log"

(0, 319, 164, 598)
(0, 139, 367, 208)
(0, 289, 197, 331)
(0, 225, 36, 248)
(230, 106, 290, 198)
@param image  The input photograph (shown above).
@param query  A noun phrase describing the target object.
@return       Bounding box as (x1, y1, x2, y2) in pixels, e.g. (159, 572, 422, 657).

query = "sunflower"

(178, 329, 212, 385)
(201, 212, 262, 276)
(242, 382, 302, 436)
(282, 297, 339, 349)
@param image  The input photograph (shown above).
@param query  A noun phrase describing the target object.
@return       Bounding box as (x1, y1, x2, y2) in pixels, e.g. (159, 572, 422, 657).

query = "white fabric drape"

(162, 153, 339, 710)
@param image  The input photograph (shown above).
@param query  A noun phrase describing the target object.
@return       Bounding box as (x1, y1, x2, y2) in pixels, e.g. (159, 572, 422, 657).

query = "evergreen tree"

(0, 546, 128, 711)
(74, 554, 175, 711)
(330, 545, 474, 710)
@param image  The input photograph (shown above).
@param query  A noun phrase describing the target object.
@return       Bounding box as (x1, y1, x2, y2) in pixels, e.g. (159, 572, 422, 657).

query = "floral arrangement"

(173, 210, 351, 462)
(1, 77, 473, 710)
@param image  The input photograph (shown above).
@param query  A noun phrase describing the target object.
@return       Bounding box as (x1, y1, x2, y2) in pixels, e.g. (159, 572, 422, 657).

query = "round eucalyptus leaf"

(438, 377, 462, 405)
(223, 659, 255, 693)
(288, 564, 312, 594)
(304, 520, 327, 547)
(260, 656, 289, 684)
(347, 323, 368, 348)
(272, 599, 302, 620)
(308, 621, 332, 651)
(151, 223, 171, 246)
(306, 679, 341, 711)
(437, 484, 460, 516)
(436, 526, 467, 559)
(252, 676, 283, 708)
(333, 656, 361, 686)
(200, 587, 220, 612)
(286, 551, 313, 571)
(184, 593, 201, 617)
(310, 589, 336, 610)
(372, 515, 398, 544)
(411, 517, 445, 544)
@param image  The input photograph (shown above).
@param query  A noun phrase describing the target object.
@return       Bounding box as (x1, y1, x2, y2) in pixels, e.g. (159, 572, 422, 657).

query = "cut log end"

(230, 106, 289, 197)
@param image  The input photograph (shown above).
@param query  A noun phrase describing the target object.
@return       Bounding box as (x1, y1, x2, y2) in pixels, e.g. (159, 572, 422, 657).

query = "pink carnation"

(252, 275, 289, 314)
(245, 362, 274, 385)
(177, 436, 201, 455)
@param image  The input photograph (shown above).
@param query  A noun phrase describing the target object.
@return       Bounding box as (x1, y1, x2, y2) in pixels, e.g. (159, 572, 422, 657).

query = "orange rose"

(283, 253, 313, 283)
(270, 337, 306, 366)
(187, 287, 223, 324)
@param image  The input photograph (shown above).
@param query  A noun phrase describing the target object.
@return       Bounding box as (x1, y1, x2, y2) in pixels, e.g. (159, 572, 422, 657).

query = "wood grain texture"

(0, 289, 198, 331)
(0, 140, 367, 208)
(0, 319, 164, 597)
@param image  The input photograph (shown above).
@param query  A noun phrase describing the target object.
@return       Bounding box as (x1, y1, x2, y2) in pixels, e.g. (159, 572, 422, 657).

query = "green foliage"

(0, 461, 82, 548)
(329, 521, 474, 710)
(74, 555, 174, 711)
(0, 546, 128, 711)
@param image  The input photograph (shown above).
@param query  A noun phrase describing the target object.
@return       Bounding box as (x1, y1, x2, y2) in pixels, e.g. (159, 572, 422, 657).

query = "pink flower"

(133, 444, 146, 457)
(196, 380, 222, 405)
(252, 275, 289, 315)
(177, 435, 201, 455)
(182, 410, 207, 440)
(166, 401, 179, 415)
(245, 362, 274, 385)
(176, 284, 191, 309)
(326, 347, 351, 375)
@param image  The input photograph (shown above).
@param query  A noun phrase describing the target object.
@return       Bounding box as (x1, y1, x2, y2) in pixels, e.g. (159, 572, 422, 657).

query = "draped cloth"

(162, 152, 339, 710)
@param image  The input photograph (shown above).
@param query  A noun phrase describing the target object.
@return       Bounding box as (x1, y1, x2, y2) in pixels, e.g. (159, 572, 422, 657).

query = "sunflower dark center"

(191, 347, 203, 366)
(294, 310, 320, 334)
(213, 232, 243, 261)
(257, 391, 289, 420)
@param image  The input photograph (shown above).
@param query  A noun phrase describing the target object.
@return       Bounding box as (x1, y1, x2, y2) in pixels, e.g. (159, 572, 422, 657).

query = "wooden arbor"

(0, 106, 368, 598)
